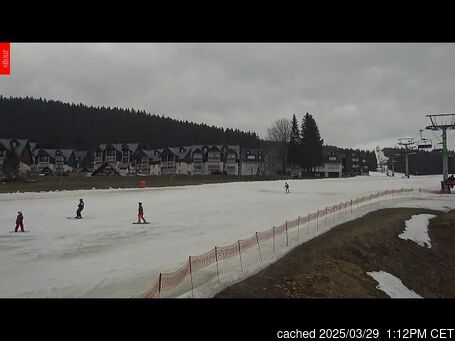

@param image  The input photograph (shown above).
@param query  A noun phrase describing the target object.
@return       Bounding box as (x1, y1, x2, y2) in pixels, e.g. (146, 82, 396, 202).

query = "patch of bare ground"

(215, 208, 455, 298)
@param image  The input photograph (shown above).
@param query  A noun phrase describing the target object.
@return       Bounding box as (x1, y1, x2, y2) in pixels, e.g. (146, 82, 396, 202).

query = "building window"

(208, 151, 220, 162)
(39, 155, 49, 163)
(122, 150, 130, 164)
(227, 153, 236, 163)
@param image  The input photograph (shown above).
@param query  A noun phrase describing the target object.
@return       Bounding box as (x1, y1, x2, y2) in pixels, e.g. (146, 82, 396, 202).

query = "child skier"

(138, 202, 147, 223)
(15, 211, 24, 232)
(284, 182, 290, 193)
(76, 199, 84, 219)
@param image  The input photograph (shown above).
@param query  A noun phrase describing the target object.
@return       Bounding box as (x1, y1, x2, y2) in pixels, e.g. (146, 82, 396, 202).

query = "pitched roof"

(74, 150, 88, 160)
(142, 149, 161, 162)
(168, 146, 191, 160)
(98, 143, 140, 153)
(36, 149, 75, 160)
(0, 138, 29, 155)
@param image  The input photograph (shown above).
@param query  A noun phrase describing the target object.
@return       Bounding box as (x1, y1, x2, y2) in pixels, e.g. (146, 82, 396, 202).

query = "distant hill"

(0, 96, 260, 150)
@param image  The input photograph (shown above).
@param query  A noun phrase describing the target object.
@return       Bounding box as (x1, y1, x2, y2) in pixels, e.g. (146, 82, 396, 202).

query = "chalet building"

(74, 151, 92, 172)
(343, 150, 369, 176)
(0, 138, 33, 176)
(133, 148, 162, 175)
(191, 146, 204, 175)
(360, 152, 369, 175)
(223, 146, 240, 175)
(261, 145, 285, 176)
(93, 143, 141, 175)
(315, 150, 343, 178)
(159, 146, 192, 175)
(188, 145, 240, 175)
(240, 148, 265, 175)
(32, 148, 77, 174)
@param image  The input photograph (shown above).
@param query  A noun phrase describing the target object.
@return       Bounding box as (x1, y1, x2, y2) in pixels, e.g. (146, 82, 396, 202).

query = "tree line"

(267, 113, 378, 175)
(0, 96, 260, 150)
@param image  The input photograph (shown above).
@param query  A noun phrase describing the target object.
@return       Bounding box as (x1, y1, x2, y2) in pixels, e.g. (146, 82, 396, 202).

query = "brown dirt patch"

(215, 208, 455, 298)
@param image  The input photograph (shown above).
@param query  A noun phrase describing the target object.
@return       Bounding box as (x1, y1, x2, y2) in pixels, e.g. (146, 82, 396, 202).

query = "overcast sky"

(1, 43, 455, 150)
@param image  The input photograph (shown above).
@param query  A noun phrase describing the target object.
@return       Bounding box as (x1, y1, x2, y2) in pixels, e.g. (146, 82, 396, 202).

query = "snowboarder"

(284, 182, 290, 193)
(76, 199, 84, 219)
(138, 202, 147, 223)
(15, 211, 24, 232)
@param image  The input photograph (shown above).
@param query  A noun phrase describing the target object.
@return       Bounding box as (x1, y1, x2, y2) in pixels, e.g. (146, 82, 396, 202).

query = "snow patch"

(399, 214, 436, 248)
(367, 271, 422, 298)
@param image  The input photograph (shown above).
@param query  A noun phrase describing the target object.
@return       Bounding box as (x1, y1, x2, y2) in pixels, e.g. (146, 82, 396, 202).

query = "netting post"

(307, 214, 310, 234)
(297, 216, 300, 241)
(333, 205, 335, 224)
(256, 232, 262, 261)
(215, 247, 220, 283)
(158, 273, 162, 299)
(189, 257, 194, 298)
(285, 221, 288, 247)
(237, 241, 243, 272)
(273, 226, 276, 253)
(317, 210, 319, 230)
(325, 207, 328, 225)
(350, 199, 353, 213)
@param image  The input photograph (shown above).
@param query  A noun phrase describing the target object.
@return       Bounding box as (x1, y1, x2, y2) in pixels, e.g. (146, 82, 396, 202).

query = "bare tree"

(267, 118, 291, 175)
(267, 118, 291, 144)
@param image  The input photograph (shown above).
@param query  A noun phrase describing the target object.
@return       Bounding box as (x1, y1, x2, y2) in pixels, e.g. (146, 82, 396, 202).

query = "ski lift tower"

(426, 113, 455, 182)
(398, 137, 415, 178)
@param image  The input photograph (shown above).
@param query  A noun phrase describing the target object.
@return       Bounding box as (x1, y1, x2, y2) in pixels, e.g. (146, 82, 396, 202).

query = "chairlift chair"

(417, 137, 432, 149)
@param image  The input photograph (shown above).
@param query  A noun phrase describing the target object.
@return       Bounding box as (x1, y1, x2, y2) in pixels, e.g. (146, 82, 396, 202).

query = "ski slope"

(0, 173, 453, 298)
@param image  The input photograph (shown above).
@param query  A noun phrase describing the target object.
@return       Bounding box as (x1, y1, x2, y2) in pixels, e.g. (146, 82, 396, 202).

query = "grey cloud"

(1, 43, 455, 150)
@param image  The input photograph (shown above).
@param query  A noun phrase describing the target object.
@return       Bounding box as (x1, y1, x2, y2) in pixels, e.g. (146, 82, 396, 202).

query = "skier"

(76, 199, 84, 219)
(284, 182, 290, 193)
(15, 211, 24, 232)
(138, 202, 147, 223)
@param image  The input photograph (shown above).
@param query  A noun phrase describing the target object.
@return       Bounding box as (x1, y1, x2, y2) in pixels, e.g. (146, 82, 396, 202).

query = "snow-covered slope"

(0, 174, 451, 297)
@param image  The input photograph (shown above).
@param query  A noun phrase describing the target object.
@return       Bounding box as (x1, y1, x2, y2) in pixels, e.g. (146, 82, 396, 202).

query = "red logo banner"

(1, 43, 11, 75)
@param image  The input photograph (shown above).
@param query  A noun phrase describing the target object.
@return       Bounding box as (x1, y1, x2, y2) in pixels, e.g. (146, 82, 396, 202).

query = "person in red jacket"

(15, 211, 24, 232)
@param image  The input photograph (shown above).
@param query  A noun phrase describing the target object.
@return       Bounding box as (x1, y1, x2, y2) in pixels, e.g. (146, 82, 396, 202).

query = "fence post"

(214, 247, 220, 283)
(297, 216, 300, 241)
(285, 221, 289, 247)
(158, 273, 162, 299)
(325, 207, 328, 225)
(189, 257, 194, 298)
(333, 205, 335, 224)
(273, 226, 276, 253)
(237, 241, 243, 272)
(256, 232, 262, 261)
(350, 199, 353, 213)
(307, 214, 310, 234)
(317, 210, 319, 230)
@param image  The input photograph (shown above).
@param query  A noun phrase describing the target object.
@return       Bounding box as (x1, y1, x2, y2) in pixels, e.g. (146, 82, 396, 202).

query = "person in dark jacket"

(76, 199, 84, 219)
(15, 211, 24, 232)
(138, 202, 147, 223)
(284, 182, 290, 193)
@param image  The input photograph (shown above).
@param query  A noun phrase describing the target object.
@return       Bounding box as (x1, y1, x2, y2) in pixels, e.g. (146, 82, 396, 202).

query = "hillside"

(0, 96, 260, 149)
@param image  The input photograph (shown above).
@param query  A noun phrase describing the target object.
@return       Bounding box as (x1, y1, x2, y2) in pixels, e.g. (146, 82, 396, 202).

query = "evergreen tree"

(300, 113, 324, 175)
(288, 114, 301, 168)
(0, 96, 260, 149)
(367, 150, 378, 172)
(1, 144, 20, 180)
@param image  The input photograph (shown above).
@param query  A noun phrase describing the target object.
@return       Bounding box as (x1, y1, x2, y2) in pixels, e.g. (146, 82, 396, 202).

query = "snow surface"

(399, 214, 436, 248)
(0, 173, 453, 298)
(367, 271, 422, 298)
